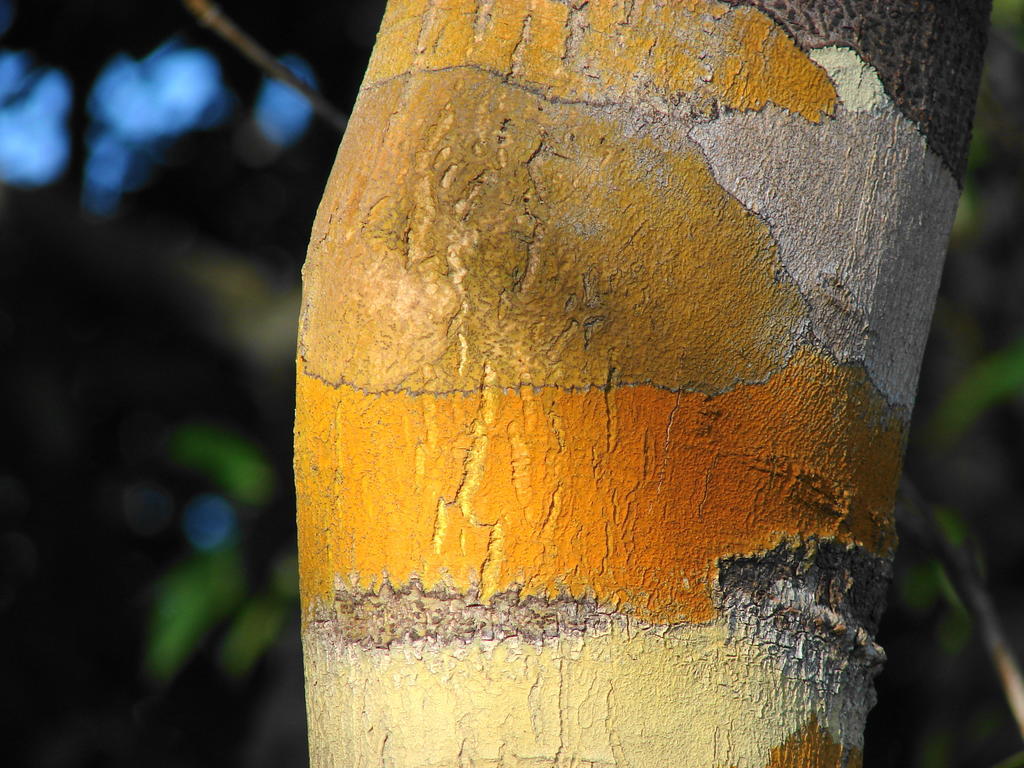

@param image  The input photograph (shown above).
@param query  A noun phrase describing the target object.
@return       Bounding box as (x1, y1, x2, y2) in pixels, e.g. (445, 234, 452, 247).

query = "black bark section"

(717, 538, 892, 682)
(725, 0, 992, 181)
(718, 540, 893, 730)
(718, 538, 891, 635)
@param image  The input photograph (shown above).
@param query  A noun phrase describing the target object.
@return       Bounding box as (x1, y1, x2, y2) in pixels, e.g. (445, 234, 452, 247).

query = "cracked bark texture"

(294, 0, 989, 765)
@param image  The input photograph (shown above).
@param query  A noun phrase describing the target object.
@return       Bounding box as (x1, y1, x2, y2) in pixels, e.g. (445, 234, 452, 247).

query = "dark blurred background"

(0, 1, 1021, 766)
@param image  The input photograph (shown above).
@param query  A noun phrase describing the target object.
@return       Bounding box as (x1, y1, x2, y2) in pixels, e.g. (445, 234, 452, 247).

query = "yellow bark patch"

(302, 621, 843, 768)
(364, 0, 835, 122)
(295, 348, 901, 623)
(301, 68, 806, 393)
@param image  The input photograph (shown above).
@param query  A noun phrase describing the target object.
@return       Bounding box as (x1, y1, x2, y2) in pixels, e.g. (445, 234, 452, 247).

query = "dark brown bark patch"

(310, 581, 616, 649)
(725, 0, 992, 181)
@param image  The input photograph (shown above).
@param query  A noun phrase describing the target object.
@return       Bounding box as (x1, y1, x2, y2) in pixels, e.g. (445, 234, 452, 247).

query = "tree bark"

(294, 1, 990, 765)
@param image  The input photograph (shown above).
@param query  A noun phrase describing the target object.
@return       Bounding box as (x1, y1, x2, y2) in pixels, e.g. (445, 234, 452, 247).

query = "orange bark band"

(762, 717, 862, 768)
(296, 347, 900, 624)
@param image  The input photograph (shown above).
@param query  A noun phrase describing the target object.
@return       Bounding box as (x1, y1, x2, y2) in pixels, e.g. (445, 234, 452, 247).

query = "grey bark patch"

(724, 0, 991, 181)
(689, 102, 959, 410)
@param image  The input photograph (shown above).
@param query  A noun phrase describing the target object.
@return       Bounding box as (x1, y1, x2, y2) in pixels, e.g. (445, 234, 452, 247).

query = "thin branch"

(900, 477, 1024, 742)
(181, 0, 348, 134)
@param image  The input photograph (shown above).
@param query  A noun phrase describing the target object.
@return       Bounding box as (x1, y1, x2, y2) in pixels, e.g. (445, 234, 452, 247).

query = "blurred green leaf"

(934, 559, 967, 614)
(937, 603, 973, 656)
(899, 560, 943, 615)
(966, 114, 993, 174)
(217, 552, 298, 678)
(271, 552, 299, 598)
(168, 421, 274, 505)
(929, 337, 1024, 446)
(966, 706, 1003, 746)
(952, 125, 988, 242)
(144, 543, 246, 682)
(991, 0, 1024, 30)
(218, 593, 287, 679)
(932, 506, 969, 548)
(950, 182, 979, 242)
(992, 751, 1024, 768)
(918, 727, 952, 768)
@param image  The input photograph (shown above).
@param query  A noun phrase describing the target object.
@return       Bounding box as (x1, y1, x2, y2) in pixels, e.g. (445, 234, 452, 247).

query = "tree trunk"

(294, 1, 990, 765)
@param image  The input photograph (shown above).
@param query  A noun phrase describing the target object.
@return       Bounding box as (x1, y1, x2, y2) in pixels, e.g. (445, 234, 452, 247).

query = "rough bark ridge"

(294, 0, 987, 765)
